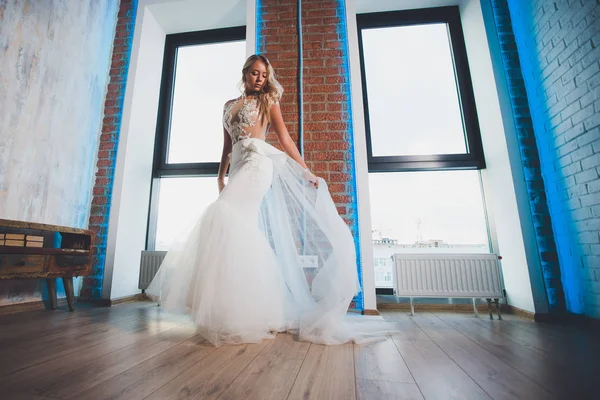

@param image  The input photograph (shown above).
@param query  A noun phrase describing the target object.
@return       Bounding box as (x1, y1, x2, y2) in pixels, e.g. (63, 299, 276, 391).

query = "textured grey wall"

(0, 0, 118, 305)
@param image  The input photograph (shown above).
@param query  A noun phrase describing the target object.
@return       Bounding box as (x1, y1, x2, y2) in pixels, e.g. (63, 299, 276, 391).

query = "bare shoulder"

(223, 97, 239, 110)
(269, 100, 284, 127)
(269, 98, 281, 109)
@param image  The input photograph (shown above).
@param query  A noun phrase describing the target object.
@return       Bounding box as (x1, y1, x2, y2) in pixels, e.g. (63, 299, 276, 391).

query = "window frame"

(146, 26, 246, 250)
(357, 7, 485, 172)
(153, 26, 246, 178)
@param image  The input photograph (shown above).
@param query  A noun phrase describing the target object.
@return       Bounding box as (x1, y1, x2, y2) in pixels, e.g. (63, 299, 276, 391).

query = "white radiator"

(138, 251, 167, 290)
(392, 253, 504, 318)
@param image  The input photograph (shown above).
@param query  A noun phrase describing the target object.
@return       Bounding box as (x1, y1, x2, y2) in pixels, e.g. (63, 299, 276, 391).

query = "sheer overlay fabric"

(146, 96, 396, 346)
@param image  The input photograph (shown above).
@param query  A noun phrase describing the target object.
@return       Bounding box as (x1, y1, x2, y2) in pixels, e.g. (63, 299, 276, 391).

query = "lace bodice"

(223, 96, 265, 144)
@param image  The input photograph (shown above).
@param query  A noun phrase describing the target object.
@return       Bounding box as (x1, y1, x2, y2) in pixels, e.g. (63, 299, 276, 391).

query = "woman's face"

(244, 60, 268, 92)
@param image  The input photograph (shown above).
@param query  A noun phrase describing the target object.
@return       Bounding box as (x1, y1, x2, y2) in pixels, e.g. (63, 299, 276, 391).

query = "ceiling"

(147, 0, 247, 34)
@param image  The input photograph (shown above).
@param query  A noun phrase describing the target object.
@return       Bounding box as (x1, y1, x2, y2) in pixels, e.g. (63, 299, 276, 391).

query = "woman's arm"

(270, 103, 307, 169)
(270, 103, 319, 187)
(217, 126, 232, 193)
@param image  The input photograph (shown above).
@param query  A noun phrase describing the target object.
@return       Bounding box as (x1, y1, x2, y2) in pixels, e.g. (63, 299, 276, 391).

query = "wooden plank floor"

(0, 302, 598, 400)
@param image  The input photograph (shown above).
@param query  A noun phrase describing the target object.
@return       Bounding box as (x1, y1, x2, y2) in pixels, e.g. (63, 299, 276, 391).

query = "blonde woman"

(147, 54, 392, 346)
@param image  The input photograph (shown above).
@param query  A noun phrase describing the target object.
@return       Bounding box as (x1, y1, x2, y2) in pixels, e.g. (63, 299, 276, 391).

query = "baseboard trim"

(533, 311, 600, 329)
(112, 293, 150, 305)
(363, 309, 380, 316)
(377, 302, 598, 327)
(506, 305, 535, 320)
(78, 293, 149, 307)
(377, 302, 539, 319)
(77, 298, 112, 307)
(377, 302, 508, 313)
(0, 298, 68, 315)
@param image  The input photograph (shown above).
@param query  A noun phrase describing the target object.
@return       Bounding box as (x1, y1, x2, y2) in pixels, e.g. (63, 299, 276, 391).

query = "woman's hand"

(217, 178, 226, 194)
(304, 168, 319, 188)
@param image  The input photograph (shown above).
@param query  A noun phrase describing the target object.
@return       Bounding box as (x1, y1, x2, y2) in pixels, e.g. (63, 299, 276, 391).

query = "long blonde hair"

(240, 54, 283, 124)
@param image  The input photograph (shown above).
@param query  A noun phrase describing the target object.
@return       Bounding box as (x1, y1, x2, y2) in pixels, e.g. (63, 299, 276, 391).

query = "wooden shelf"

(0, 218, 92, 235)
(0, 219, 95, 312)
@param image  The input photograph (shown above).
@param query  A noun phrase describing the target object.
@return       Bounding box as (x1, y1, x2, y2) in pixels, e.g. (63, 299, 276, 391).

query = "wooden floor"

(0, 302, 598, 400)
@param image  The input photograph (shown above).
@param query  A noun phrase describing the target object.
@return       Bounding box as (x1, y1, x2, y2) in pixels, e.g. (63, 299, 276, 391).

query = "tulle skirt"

(146, 138, 395, 346)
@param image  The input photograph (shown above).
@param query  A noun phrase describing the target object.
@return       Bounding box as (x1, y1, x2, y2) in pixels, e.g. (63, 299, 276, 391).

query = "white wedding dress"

(146, 96, 394, 346)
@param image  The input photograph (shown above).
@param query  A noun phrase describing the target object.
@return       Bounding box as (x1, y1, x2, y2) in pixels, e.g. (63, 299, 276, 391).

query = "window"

(358, 8, 491, 290)
(167, 42, 246, 164)
(147, 27, 246, 249)
(357, 7, 484, 172)
(368, 171, 490, 253)
(153, 177, 217, 251)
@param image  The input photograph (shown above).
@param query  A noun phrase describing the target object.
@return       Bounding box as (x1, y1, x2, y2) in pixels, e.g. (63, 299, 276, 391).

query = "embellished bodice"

(223, 96, 266, 145)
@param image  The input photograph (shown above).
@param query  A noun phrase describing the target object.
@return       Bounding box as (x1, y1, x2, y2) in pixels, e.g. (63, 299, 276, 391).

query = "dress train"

(147, 138, 396, 346)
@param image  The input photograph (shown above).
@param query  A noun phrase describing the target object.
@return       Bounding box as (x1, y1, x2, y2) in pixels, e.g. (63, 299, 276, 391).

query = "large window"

(148, 27, 246, 250)
(357, 7, 491, 291)
(358, 7, 484, 172)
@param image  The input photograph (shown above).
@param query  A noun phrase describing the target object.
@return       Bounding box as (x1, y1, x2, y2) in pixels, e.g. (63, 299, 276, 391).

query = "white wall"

(246, 0, 256, 54)
(349, 0, 547, 313)
(345, 0, 377, 311)
(104, 6, 166, 300)
(464, 0, 548, 313)
(148, 0, 245, 34)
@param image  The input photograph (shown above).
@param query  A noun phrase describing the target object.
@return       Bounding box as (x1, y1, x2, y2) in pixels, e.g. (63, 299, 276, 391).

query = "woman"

(146, 54, 392, 346)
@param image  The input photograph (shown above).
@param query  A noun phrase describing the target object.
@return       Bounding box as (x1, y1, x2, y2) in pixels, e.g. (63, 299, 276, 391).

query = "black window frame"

(357, 6, 485, 172)
(146, 26, 246, 250)
(153, 25, 246, 178)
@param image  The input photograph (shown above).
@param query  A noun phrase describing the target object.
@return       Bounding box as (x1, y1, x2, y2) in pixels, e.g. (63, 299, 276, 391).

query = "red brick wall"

(259, 0, 362, 309)
(259, 0, 354, 224)
(81, 0, 138, 301)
